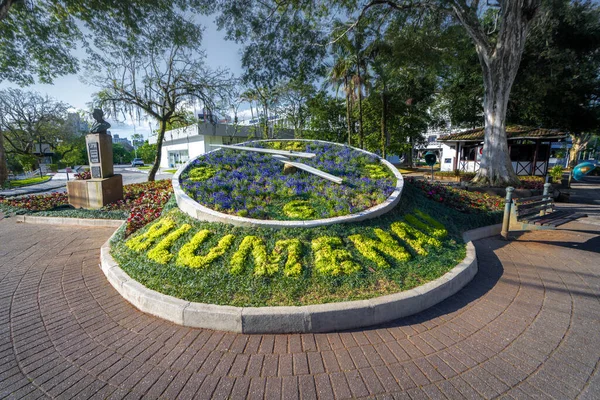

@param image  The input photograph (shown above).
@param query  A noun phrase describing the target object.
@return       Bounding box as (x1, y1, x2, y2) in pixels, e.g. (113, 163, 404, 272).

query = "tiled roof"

(438, 126, 569, 142)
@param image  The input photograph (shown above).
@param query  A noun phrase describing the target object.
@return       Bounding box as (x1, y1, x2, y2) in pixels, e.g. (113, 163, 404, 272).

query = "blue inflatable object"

(572, 162, 596, 181)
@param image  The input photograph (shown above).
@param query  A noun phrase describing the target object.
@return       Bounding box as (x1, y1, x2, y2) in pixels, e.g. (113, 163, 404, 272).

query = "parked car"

(131, 158, 144, 167)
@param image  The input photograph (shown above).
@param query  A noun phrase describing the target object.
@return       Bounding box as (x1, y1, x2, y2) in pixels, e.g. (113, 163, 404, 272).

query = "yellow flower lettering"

(348, 229, 410, 269)
(311, 236, 361, 276)
(177, 230, 235, 269)
(126, 218, 175, 252)
(147, 224, 191, 264)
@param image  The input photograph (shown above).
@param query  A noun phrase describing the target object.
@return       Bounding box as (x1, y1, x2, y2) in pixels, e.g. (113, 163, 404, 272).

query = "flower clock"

(176, 140, 400, 221)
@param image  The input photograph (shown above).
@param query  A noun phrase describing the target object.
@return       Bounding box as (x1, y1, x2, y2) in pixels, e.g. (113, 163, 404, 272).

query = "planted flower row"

(407, 178, 504, 213)
(125, 209, 448, 278)
(0, 180, 173, 236)
(179, 141, 397, 220)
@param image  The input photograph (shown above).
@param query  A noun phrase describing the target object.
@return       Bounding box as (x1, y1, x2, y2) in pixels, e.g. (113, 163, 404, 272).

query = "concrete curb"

(16, 215, 126, 227)
(100, 223, 502, 333)
(172, 140, 404, 229)
(0, 182, 66, 197)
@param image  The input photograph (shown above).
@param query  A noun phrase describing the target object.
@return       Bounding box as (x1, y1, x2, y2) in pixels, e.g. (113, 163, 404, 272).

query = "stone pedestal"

(68, 130, 124, 210)
(68, 175, 124, 210)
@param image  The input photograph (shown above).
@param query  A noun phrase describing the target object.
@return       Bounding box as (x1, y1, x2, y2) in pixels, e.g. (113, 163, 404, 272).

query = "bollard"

(540, 182, 551, 216)
(501, 186, 514, 240)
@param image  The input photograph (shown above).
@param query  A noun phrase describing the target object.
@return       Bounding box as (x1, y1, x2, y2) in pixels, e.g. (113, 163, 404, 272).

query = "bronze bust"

(90, 108, 111, 134)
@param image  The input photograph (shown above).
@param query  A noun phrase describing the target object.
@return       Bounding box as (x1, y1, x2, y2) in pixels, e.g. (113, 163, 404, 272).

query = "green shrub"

(549, 165, 564, 183)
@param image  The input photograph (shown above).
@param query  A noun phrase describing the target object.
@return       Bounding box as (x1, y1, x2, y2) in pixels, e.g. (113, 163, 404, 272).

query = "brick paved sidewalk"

(0, 216, 599, 399)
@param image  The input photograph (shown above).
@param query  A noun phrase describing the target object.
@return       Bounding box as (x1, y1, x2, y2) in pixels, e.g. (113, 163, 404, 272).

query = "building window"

(168, 150, 189, 167)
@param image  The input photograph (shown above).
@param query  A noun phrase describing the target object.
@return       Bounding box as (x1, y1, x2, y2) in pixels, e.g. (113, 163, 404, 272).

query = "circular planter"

(100, 224, 501, 333)
(173, 140, 404, 229)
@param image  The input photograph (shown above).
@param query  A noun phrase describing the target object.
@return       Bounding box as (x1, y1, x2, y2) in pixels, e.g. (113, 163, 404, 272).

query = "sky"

(0, 15, 251, 141)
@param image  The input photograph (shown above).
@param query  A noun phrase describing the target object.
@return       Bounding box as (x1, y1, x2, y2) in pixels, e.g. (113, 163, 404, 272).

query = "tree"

(217, 2, 327, 139)
(328, 47, 356, 145)
(56, 136, 88, 166)
(215, 0, 544, 185)
(112, 143, 133, 165)
(0, 126, 7, 184)
(330, 21, 371, 149)
(137, 142, 158, 165)
(241, 89, 260, 138)
(507, 0, 600, 168)
(0, 88, 72, 176)
(278, 79, 315, 138)
(85, 14, 233, 181)
(0, 0, 209, 86)
(304, 92, 348, 143)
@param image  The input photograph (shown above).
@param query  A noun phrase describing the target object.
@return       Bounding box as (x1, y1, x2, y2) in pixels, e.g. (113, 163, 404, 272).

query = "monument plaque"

(91, 166, 101, 179)
(88, 142, 100, 163)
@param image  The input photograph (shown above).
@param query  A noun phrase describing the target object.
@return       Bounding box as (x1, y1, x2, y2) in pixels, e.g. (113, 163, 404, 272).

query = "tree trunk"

(473, 70, 520, 186)
(0, 0, 17, 21)
(249, 105, 255, 138)
(148, 120, 166, 182)
(407, 136, 414, 168)
(345, 90, 353, 146)
(0, 130, 7, 186)
(263, 104, 269, 139)
(381, 90, 388, 158)
(568, 133, 591, 169)
(455, 0, 540, 187)
(356, 65, 364, 149)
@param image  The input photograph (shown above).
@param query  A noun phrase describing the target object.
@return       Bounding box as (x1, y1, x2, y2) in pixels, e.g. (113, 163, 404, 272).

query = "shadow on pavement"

(356, 236, 509, 332)
(512, 235, 600, 254)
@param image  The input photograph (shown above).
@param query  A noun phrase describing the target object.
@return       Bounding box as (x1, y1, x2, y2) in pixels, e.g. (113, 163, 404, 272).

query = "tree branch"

(449, 0, 492, 59)
(329, 0, 441, 45)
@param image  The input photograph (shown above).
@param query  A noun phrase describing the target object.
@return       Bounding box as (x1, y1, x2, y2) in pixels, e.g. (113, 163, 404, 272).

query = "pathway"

(0, 214, 598, 399)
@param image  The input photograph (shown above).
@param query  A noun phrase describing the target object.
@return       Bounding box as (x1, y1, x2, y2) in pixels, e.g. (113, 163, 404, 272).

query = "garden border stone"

(100, 223, 502, 333)
(15, 215, 125, 227)
(172, 139, 404, 229)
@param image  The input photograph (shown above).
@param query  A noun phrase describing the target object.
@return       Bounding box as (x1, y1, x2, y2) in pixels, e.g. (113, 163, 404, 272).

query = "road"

(7, 165, 174, 196)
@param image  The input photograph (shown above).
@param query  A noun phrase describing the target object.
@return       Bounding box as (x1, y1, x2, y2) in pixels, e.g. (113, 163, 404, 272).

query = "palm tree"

(241, 88, 259, 138)
(331, 22, 370, 149)
(366, 37, 393, 158)
(328, 52, 355, 146)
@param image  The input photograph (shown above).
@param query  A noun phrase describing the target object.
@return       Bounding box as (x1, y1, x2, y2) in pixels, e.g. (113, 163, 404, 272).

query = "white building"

(150, 122, 294, 169)
(414, 127, 459, 171)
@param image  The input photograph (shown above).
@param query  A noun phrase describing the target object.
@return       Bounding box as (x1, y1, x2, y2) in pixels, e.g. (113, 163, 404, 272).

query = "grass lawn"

(164, 169, 177, 174)
(137, 166, 151, 170)
(110, 184, 502, 307)
(7, 176, 51, 187)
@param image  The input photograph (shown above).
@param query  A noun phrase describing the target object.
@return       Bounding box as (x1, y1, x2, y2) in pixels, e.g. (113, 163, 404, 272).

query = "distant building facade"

(112, 134, 134, 151)
(150, 121, 294, 169)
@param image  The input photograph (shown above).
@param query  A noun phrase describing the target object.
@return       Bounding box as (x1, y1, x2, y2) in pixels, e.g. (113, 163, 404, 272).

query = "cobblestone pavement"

(0, 216, 599, 399)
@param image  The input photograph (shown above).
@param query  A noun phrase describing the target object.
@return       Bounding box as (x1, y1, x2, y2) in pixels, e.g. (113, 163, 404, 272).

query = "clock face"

(179, 140, 399, 221)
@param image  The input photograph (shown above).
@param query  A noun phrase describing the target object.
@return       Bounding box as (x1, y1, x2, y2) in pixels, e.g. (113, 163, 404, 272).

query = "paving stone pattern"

(0, 216, 599, 399)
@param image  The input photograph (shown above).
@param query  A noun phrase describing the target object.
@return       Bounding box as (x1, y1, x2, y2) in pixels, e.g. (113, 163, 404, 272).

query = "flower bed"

(0, 180, 173, 236)
(407, 178, 505, 213)
(110, 184, 501, 307)
(178, 140, 397, 220)
(0, 192, 69, 210)
(516, 176, 545, 191)
(102, 180, 173, 235)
